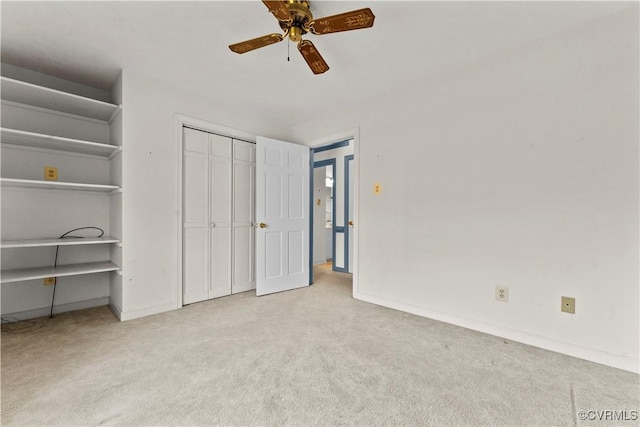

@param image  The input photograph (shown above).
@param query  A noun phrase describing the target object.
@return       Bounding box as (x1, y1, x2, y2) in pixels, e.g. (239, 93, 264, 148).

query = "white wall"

(119, 71, 291, 320)
(292, 9, 639, 372)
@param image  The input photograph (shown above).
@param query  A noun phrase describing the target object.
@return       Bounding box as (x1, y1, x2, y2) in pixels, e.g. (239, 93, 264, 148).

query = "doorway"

(313, 159, 336, 268)
(310, 138, 355, 285)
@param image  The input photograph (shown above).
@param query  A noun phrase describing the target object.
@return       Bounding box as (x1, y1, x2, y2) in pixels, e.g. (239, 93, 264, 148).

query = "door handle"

(256, 223, 267, 229)
(348, 221, 354, 226)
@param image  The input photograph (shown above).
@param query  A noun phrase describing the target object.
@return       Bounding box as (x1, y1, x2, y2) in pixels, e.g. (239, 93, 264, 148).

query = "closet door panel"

(211, 134, 232, 157)
(184, 153, 208, 224)
(183, 128, 209, 304)
(233, 140, 255, 293)
(233, 161, 254, 223)
(210, 156, 232, 224)
(209, 135, 233, 298)
(233, 226, 254, 293)
(183, 228, 209, 304)
(210, 227, 231, 298)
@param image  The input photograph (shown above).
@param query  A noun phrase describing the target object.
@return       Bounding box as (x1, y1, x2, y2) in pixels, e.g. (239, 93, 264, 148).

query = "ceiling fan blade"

(229, 33, 284, 54)
(262, 0, 292, 23)
(308, 8, 375, 35)
(297, 40, 329, 75)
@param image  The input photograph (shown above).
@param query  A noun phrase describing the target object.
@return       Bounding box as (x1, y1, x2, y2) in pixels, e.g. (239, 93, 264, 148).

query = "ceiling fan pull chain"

(287, 37, 290, 62)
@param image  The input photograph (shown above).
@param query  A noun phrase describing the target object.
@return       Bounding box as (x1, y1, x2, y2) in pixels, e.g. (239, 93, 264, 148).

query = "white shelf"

(1, 261, 119, 283)
(1, 128, 120, 157)
(1, 178, 119, 192)
(1, 77, 119, 121)
(1, 237, 120, 249)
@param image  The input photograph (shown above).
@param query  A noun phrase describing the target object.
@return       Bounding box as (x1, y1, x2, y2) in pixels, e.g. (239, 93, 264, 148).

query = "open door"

(256, 136, 310, 296)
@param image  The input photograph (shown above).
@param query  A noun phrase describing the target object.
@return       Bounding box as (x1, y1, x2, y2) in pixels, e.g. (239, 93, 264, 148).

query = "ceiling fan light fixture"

(289, 26, 303, 42)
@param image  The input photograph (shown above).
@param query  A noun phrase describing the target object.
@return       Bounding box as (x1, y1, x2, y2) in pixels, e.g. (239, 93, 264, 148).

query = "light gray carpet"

(2, 267, 638, 426)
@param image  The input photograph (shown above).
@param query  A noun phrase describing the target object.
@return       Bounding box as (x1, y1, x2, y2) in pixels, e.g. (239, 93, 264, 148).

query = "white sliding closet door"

(183, 128, 255, 305)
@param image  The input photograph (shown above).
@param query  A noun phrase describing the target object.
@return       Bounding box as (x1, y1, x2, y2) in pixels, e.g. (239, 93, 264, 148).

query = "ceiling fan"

(229, 0, 375, 75)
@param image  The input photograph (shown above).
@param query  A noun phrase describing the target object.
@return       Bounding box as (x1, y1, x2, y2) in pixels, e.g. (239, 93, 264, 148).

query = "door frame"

(175, 114, 257, 308)
(344, 154, 355, 273)
(308, 128, 360, 297)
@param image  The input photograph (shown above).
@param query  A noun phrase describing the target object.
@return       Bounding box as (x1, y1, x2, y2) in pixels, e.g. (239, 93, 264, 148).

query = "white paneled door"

(256, 136, 310, 296)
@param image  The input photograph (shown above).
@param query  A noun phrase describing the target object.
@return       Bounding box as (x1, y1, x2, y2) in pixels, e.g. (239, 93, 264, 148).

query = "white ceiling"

(1, 1, 633, 126)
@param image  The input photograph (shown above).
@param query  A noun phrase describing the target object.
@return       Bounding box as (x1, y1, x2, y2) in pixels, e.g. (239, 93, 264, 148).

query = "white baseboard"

(1, 297, 110, 321)
(355, 291, 639, 374)
(108, 297, 123, 320)
(119, 301, 178, 321)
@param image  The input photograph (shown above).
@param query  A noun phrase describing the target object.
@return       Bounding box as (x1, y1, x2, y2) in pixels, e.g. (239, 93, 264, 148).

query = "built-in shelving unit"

(1, 261, 120, 284)
(1, 68, 123, 319)
(1, 128, 121, 157)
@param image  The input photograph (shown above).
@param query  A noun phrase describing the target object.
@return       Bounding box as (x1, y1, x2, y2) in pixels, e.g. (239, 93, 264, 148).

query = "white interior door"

(256, 136, 310, 296)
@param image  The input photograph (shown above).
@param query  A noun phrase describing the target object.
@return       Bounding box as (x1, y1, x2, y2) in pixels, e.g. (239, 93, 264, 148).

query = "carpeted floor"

(1, 267, 638, 426)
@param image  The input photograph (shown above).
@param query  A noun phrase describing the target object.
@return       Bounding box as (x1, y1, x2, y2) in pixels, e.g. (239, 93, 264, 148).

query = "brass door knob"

(348, 221, 354, 226)
(258, 223, 267, 229)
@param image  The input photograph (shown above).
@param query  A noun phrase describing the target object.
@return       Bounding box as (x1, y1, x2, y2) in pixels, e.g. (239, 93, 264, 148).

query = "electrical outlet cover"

(561, 296, 575, 314)
(495, 286, 509, 302)
(44, 166, 58, 181)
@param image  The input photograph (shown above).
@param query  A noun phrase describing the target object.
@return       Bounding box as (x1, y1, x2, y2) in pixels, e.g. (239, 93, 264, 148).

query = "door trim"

(175, 114, 257, 308)
(344, 154, 354, 273)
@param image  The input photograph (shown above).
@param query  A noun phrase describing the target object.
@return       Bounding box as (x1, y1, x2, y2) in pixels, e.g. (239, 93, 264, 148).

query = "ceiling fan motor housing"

(279, 0, 313, 42)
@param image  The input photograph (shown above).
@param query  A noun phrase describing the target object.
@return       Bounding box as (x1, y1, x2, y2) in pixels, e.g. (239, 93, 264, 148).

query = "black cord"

(50, 227, 104, 318)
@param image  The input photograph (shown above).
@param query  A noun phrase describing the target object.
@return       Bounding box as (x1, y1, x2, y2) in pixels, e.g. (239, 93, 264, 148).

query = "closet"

(182, 127, 255, 304)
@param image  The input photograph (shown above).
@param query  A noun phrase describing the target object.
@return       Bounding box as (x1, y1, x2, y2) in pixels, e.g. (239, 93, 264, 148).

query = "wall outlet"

(561, 296, 575, 314)
(374, 183, 382, 195)
(495, 286, 509, 302)
(44, 166, 58, 181)
(43, 277, 56, 286)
